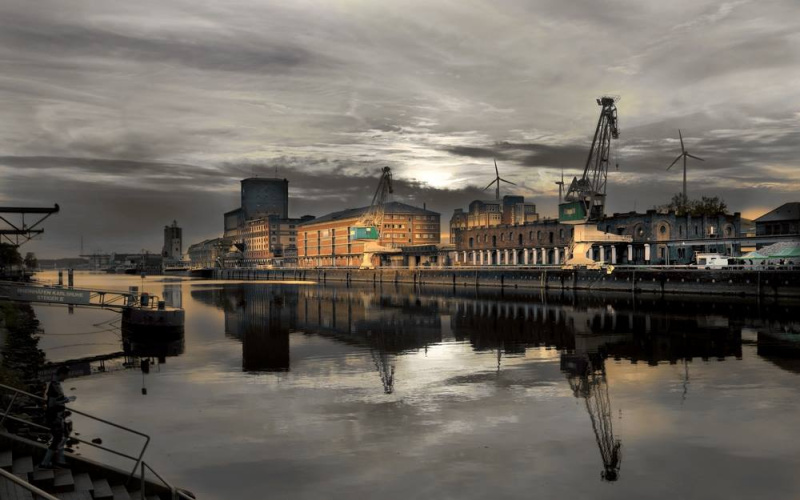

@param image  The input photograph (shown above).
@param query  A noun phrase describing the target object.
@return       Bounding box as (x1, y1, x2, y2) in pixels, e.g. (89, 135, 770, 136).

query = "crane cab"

(350, 226, 380, 240)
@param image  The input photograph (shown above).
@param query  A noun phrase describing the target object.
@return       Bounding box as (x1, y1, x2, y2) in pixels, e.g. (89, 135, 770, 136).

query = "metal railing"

(0, 466, 60, 500)
(140, 461, 195, 500)
(0, 382, 150, 482)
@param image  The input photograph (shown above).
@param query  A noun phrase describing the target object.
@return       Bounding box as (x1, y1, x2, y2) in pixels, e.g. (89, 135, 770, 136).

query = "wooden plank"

(91, 477, 114, 500)
(111, 484, 131, 500)
(12, 455, 33, 475)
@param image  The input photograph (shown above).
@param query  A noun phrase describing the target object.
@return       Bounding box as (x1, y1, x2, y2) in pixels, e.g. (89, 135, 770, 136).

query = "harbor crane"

(559, 97, 631, 267)
(561, 351, 622, 482)
(351, 167, 400, 269)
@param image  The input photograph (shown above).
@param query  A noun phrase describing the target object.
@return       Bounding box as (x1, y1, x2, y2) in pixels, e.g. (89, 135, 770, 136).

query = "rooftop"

(755, 202, 800, 223)
(299, 201, 439, 226)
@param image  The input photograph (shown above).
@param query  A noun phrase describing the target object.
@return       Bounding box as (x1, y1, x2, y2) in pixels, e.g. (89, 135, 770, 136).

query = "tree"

(657, 194, 728, 216)
(0, 243, 22, 268)
(23, 252, 38, 269)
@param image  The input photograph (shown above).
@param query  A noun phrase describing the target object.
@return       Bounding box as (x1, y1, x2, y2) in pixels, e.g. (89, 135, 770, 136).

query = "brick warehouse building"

(297, 202, 440, 268)
(451, 210, 742, 266)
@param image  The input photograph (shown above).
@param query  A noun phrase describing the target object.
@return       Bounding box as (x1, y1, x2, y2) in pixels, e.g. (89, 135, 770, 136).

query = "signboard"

(9, 286, 92, 305)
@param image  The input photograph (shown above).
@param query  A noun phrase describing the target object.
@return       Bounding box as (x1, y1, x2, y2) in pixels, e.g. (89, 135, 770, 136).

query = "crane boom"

(560, 97, 619, 224)
(352, 167, 393, 241)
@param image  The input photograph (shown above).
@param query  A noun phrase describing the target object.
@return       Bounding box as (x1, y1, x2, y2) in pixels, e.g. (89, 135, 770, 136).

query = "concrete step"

(56, 492, 94, 500)
(91, 477, 114, 499)
(0, 448, 12, 470)
(12, 455, 33, 475)
(73, 472, 94, 493)
(53, 468, 75, 493)
(31, 467, 55, 489)
(111, 484, 131, 500)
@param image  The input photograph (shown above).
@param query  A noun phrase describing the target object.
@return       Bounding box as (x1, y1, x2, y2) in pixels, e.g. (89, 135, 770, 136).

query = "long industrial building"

(297, 202, 440, 268)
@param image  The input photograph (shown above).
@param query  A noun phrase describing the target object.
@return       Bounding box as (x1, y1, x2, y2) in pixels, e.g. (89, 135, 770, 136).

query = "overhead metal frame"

(0, 204, 60, 246)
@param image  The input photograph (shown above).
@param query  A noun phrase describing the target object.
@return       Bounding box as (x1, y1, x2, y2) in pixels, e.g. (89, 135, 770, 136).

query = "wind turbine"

(555, 166, 565, 203)
(483, 159, 516, 201)
(667, 130, 704, 207)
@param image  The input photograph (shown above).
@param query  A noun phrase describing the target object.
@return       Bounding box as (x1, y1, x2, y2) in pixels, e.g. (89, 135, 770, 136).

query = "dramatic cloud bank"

(0, 0, 798, 256)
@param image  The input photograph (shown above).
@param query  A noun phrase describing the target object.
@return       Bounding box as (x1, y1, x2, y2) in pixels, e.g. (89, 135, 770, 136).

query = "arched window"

(537, 230, 542, 240)
(518, 234, 523, 245)
(559, 228, 565, 239)
(492, 235, 497, 247)
(548, 232, 554, 244)
(469, 237, 474, 248)
(500, 233, 505, 242)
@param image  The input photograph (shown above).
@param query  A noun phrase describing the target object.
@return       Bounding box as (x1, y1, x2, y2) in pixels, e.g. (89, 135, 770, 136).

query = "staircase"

(0, 436, 163, 500)
(0, 383, 192, 500)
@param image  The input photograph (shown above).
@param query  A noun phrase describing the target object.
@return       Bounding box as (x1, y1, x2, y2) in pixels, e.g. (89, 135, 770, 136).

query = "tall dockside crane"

(562, 352, 622, 481)
(350, 167, 399, 269)
(559, 97, 631, 267)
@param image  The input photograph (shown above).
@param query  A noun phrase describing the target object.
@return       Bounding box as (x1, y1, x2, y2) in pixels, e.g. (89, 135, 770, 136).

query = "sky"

(0, 0, 798, 258)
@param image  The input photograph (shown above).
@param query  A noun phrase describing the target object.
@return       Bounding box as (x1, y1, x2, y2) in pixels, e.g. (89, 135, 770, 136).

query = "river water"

(30, 271, 800, 500)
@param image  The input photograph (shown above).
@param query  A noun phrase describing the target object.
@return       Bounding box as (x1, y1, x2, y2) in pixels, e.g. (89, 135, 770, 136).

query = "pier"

(214, 267, 800, 298)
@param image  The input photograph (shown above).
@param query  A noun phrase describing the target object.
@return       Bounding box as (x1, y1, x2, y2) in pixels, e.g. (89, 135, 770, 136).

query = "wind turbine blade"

(687, 153, 705, 161)
(500, 179, 517, 186)
(679, 129, 685, 153)
(494, 159, 499, 177)
(483, 180, 497, 191)
(667, 154, 682, 170)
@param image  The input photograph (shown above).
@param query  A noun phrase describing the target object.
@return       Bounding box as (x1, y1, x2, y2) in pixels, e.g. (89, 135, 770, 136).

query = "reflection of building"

(296, 202, 440, 268)
(216, 286, 295, 372)
(162, 220, 183, 260)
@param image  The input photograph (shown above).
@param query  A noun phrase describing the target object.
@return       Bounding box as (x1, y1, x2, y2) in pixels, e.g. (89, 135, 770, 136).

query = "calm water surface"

(31, 271, 800, 500)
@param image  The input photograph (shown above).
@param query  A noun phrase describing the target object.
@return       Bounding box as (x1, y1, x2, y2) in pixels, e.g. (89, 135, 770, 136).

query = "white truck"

(694, 253, 729, 269)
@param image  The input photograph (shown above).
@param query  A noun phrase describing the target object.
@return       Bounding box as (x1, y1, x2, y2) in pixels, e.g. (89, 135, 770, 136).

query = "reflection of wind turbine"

(667, 130, 705, 208)
(555, 167, 565, 204)
(483, 159, 517, 201)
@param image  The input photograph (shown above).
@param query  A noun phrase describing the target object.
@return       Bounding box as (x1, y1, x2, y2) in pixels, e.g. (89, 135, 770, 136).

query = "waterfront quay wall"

(214, 267, 800, 298)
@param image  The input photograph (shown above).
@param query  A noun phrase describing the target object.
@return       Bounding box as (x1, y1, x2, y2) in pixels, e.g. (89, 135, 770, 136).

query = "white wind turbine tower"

(483, 159, 516, 201)
(667, 130, 705, 208)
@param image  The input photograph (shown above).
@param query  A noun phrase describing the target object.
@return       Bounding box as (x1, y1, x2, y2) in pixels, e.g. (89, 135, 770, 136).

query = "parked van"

(695, 253, 729, 269)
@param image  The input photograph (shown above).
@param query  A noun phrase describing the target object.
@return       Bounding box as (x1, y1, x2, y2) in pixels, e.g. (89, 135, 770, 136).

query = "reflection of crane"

(483, 159, 516, 201)
(368, 330, 396, 394)
(559, 97, 631, 267)
(351, 167, 399, 269)
(561, 352, 621, 482)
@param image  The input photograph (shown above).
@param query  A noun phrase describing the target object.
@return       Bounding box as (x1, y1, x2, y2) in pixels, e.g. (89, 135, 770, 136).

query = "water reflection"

(186, 282, 800, 485)
(188, 283, 800, 376)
